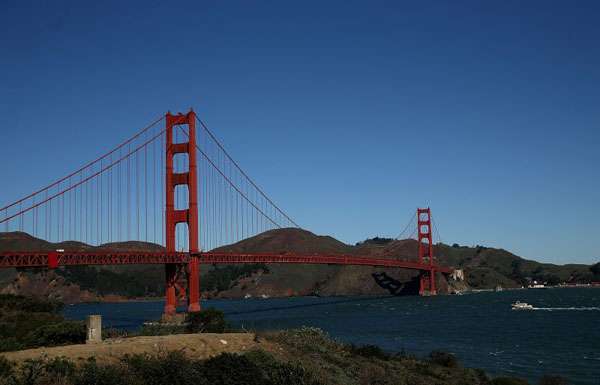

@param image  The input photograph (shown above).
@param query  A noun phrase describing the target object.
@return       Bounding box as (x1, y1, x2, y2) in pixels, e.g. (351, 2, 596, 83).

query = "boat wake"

(531, 306, 600, 311)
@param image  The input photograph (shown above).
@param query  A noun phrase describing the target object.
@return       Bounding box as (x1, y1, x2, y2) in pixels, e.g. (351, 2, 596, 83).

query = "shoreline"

(72, 284, 600, 305)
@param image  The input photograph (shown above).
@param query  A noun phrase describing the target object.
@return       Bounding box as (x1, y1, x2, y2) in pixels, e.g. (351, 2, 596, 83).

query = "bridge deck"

(0, 251, 453, 273)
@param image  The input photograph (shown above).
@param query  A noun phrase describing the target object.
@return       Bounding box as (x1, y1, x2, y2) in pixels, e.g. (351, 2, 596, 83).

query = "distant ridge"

(0, 231, 164, 252)
(0, 230, 597, 302)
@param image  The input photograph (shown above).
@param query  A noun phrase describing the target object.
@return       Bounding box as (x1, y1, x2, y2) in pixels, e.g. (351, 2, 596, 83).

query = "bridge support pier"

(419, 269, 437, 296)
(187, 257, 200, 312)
(164, 110, 201, 318)
(417, 208, 437, 296)
(164, 264, 178, 316)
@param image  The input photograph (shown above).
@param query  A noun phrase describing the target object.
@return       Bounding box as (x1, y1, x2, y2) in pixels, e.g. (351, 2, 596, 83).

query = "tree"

(590, 262, 600, 276)
(186, 308, 228, 333)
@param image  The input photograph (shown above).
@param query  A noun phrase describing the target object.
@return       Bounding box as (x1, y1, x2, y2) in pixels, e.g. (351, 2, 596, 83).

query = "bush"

(202, 353, 266, 385)
(123, 351, 199, 385)
(24, 321, 86, 348)
(346, 344, 390, 360)
(539, 375, 569, 385)
(491, 377, 530, 385)
(0, 356, 14, 378)
(102, 328, 130, 339)
(0, 337, 24, 353)
(139, 323, 185, 336)
(244, 350, 319, 385)
(274, 327, 337, 354)
(186, 308, 228, 333)
(74, 358, 131, 385)
(429, 350, 459, 368)
(42, 356, 77, 384)
(19, 358, 46, 385)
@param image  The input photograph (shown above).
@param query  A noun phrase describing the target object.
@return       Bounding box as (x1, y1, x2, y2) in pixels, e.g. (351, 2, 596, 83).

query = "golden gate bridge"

(0, 109, 452, 319)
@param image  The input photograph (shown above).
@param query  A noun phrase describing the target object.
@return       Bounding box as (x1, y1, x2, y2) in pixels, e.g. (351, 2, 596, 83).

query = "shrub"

(44, 356, 76, 378)
(24, 321, 86, 348)
(0, 337, 24, 353)
(102, 328, 130, 339)
(123, 351, 199, 385)
(202, 353, 267, 385)
(0, 356, 14, 378)
(74, 358, 131, 385)
(262, 362, 318, 385)
(244, 350, 320, 385)
(186, 308, 228, 333)
(346, 344, 390, 360)
(139, 323, 185, 336)
(19, 358, 46, 385)
(429, 350, 459, 368)
(274, 327, 336, 353)
(491, 377, 530, 385)
(393, 349, 417, 361)
(539, 375, 569, 385)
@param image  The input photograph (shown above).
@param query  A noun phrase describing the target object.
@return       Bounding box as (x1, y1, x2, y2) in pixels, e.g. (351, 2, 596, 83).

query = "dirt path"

(1, 333, 277, 364)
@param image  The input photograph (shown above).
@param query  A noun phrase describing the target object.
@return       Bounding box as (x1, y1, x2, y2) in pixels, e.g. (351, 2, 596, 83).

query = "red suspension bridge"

(0, 110, 452, 318)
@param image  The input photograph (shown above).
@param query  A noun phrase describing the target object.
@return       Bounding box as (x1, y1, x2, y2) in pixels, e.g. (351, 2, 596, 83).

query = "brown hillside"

(213, 228, 352, 254)
(213, 228, 429, 298)
(0, 232, 165, 302)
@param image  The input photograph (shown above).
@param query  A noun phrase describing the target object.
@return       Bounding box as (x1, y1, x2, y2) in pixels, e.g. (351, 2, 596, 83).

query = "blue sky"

(1, 0, 599, 263)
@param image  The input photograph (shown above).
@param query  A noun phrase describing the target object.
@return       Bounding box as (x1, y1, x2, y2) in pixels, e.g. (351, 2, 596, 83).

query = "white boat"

(511, 301, 534, 310)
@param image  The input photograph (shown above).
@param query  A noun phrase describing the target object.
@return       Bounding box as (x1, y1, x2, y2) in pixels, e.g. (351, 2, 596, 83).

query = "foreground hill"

(0, 230, 597, 302)
(0, 327, 535, 385)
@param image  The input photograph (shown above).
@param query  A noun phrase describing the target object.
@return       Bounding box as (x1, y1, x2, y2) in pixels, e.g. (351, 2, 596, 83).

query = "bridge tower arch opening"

(417, 208, 436, 296)
(165, 110, 200, 317)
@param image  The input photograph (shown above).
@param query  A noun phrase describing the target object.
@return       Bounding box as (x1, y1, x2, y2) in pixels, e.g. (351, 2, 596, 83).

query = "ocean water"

(63, 288, 600, 385)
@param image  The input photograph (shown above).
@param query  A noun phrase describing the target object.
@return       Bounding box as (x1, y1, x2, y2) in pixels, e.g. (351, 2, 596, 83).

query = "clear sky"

(1, 1, 598, 264)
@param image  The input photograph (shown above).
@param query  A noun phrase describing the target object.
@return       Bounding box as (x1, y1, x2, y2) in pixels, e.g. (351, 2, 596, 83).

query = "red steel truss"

(0, 250, 452, 274)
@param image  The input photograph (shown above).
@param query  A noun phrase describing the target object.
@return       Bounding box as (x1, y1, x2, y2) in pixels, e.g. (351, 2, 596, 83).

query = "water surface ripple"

(64, 288, 600, 385)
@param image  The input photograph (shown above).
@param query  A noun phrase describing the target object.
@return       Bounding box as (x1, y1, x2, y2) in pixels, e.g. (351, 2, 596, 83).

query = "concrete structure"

(86, 315, 102, 344)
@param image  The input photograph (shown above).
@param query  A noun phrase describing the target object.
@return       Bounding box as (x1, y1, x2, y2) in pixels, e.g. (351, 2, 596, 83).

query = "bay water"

(64, 287, 600, 384)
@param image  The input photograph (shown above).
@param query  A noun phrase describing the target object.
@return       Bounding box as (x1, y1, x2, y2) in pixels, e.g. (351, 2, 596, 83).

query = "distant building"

(451, 269, 464, 281)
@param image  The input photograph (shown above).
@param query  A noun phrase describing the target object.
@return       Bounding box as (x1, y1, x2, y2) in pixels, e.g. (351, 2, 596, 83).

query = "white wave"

(531, 306, 600, 311)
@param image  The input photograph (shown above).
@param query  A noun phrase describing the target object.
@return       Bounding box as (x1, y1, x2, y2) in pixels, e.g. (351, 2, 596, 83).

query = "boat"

(511, 301, 534, 310)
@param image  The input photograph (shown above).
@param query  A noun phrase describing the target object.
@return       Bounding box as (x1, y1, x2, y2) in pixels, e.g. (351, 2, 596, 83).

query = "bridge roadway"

(0, 251, 453, 274)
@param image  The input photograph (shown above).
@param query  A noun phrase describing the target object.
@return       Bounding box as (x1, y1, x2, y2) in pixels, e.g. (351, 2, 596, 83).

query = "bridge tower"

(164, 110, 200, 317)
(417, 208, 436, 295)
